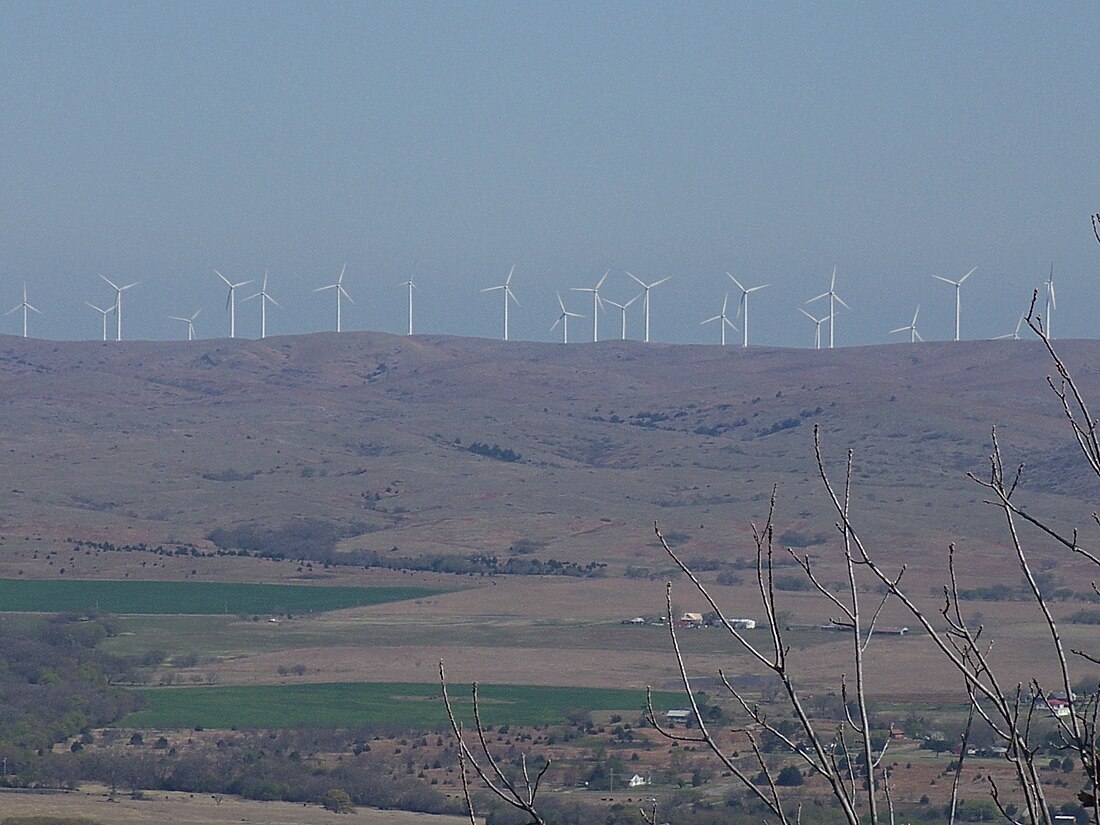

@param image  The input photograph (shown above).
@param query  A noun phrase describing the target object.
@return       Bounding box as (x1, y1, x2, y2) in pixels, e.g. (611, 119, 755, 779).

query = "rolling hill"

(1, 330, 1097, 589)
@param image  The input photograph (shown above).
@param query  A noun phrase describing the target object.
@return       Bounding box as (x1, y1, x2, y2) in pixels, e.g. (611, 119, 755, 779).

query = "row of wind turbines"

(491, 264, 1056, 348)
(4, 261, 1059, 346)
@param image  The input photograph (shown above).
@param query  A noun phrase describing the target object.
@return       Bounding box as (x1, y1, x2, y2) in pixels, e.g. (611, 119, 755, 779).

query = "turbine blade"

(834, 294, 851, 311)
(100, 274, 120, 290)
(596, 269, 610, 290)
(958, 266, 977, 284)
(215, 270, 232, 287)
(625, 271, 645, 287)
(931, 275, 956, 285)
(727, 273, 745, 292)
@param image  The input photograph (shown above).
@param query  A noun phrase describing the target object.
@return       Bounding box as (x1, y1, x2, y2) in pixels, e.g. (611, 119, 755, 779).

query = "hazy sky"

(1, 3, 1097, 346)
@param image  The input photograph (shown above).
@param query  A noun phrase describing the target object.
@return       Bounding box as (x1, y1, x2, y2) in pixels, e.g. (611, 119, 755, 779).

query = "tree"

(322, 787, 354, 813)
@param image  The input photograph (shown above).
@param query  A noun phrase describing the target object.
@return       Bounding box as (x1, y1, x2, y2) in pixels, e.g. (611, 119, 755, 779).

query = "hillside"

(1, 331, 1097, 588)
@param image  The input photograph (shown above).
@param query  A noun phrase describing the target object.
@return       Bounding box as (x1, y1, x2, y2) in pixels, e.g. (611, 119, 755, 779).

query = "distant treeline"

(204, 518, 604, 578)
(466, 442, 522, 462)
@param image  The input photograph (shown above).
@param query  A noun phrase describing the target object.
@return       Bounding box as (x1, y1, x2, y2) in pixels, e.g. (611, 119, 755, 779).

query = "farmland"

(0, 578, 444, 615)
(122, 681, 685, 729)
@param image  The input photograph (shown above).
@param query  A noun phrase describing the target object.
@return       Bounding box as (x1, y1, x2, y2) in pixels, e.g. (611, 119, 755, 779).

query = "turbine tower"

(402, 276, 417, 336)
(1043, 263, 1056, 339)
(314, 264, 354, 333)
(931, 267, 976, 342)
(480, 265, 518, 341)
(168, 308, 202, 341)
(244, 272, 279, 339)
(798, 308, 830, 350)
(889, 305, 923, 343)
(215, 270, 254, 339)
(728, 274, 769, 348)
(550, 292, 583, 344)
(570, 269, 609, 342)
(806, 266, 848, 349)
(7, 284, 41, 338)
(100, 275, 139, 341)
(603, 293, 640, 341)
(86, 302, 114, 342)
(625, 272, 671, 343)
(700, 293, 738, 346)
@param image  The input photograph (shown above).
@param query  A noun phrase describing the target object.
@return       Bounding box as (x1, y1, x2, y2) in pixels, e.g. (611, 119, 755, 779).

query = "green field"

(123, 681, 685, 729)
(0, 579, 444, 615)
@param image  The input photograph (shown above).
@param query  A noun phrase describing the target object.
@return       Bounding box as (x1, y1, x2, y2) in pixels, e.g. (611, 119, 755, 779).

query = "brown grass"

(0, 785, 469, 825)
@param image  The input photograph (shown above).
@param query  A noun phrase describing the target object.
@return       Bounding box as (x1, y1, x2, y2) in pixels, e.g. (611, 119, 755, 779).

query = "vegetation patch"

(0, 579, 442, 615)
(123, 682, 683, 730)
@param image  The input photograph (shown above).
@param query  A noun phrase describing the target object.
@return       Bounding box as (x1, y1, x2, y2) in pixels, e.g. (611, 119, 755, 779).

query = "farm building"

(665, 709, 693, 725)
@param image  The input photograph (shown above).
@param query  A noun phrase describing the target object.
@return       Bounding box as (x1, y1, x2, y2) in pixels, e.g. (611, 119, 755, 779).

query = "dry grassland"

(0, 785, 469, 825)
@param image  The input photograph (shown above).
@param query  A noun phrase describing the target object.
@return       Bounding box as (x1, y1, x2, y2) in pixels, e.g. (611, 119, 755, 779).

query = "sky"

(0, 2, 1097, 347)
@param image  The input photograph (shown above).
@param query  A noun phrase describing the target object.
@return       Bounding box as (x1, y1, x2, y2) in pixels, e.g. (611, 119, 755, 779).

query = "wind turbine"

(100, 275, 139, 341)
(86, 302, 114, 342)
(603, 293, 641, 341)
(480, 265, 518, 341)
(806, 266, 848, 349)
(700, 293, 738, 346)
(728, 274, 768, 348)
(931, 267, 976, 342)
(625, 272, 671, 343)
(993, 313, 1027, 341)
(550, 292, 584, 344)
(1043, 263, 1056, 339)
(168, 308, 202, 341)
(889, 305, 923, 343)
(7, 284, 41, 338)
(215, 270, 253, 338)
(798, 308, 830, 350)
(314, 264, 354, 333)
(402, 276, 417, 336)
(571, 269, 609, 342)
(244, 271, 279, 339)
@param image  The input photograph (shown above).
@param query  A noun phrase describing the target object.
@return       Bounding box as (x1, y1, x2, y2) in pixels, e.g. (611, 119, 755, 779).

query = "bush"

(776, 765, 803, 786)
(322, 788, 354, 813)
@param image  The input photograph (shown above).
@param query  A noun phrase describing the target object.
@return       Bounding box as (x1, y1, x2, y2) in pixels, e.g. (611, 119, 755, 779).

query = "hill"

(1, 331, 1098, 587)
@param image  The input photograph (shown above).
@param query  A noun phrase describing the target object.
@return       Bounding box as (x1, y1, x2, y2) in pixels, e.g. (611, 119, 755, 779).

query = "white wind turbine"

(1043, 263, 1056, 339)
(244, 271, 279, 339)
(480, 265, 518, 341)
(806, 266, 848, 349)
(798, 308, 830, 350)
(215, 270, 254, 339)
(890, 305, 923, 343)
(402, 276, 417, 336)
(700, 293, 738, 345)
(100, 275, 139, 341)
(728, 273, 768, 348)
(7, 284, 41, 338)
(625, 272, 671, 343)
(550, 292, 584, 344)
(168, 308, 202, 341)
(86, 302, 114, 342)
(570, 269, 609, 342)
(603, 293, 641, 341)
(931, 266, 976, 342)
(314, 264, 354, 333)
(993, 313, 1027, 341)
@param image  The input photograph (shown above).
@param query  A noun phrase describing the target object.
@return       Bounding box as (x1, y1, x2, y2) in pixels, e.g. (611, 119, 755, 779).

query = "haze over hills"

(1, 331, 1097, 586)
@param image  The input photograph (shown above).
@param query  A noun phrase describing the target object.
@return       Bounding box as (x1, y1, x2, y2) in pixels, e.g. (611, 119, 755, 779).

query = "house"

(729, 618, 756, 629)
(628, 773, 648, 787)
(679, 612, 704, 627)
(665, 709, 693, 725)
